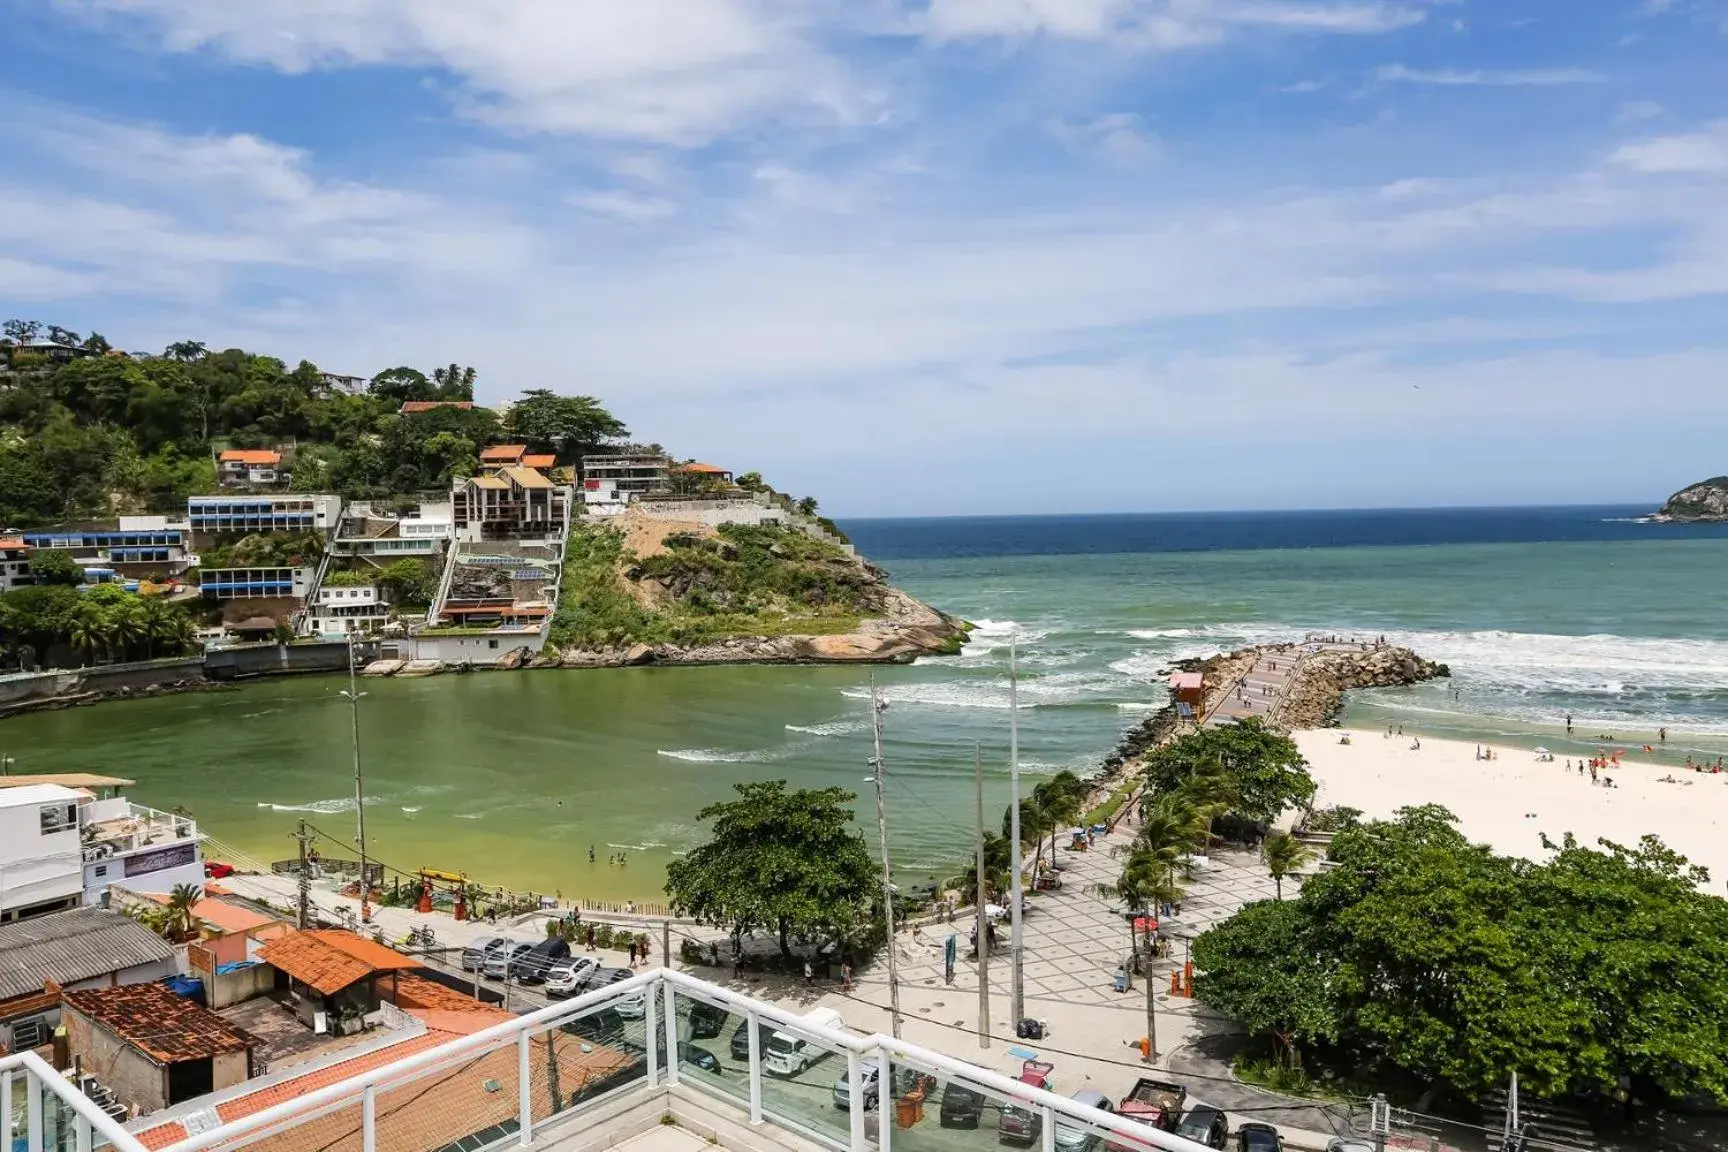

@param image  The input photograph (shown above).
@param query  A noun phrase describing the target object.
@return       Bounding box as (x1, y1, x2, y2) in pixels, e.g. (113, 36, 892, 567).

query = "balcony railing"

(82, 803, 199, 862)
(5, 970, 1214, 1152)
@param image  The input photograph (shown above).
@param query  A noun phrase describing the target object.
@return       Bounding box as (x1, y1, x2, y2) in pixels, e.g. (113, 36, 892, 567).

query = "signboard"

(125, 842, 197, 877)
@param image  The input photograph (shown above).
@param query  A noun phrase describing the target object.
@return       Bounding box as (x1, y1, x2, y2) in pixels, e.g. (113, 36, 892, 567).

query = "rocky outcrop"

(556, 596, 970, 669)
(1278, 645, 1449, 729)
(1652, 476, 1728, 523)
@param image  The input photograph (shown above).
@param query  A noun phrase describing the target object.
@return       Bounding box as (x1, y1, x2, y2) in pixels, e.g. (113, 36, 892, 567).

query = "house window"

(93, 864, 108, 878)
(488, 640, 498, 649)
(40, 803, 76, 834)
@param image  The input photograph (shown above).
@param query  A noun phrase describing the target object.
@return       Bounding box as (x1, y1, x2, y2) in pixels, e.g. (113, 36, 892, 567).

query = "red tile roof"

(520, 454, 556, 469)
(479, 444, 527, 462)
(399, 401, 475, 414)
(219, 450, 282, 466)
(677, 462, 730, 474)
(388, 974, 500, 1014)
(258, 930, 421, 996)
(63, 983, 259, 1064)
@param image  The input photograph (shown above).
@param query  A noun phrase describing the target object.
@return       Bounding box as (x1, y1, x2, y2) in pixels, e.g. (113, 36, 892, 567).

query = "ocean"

(7, 504, 1725, 900)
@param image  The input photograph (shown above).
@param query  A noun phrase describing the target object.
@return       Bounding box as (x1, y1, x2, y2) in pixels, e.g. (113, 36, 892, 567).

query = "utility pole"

(294, 820, 313, 930)
(341, 633, 370, 923)
(1370, 1094, 1391, 1152)
(1008, 636, 1025, 1028)
(1143, 957, 1158, 1063)
(868, 678, 902, 1038)
(663, 920, 671, 970)
(974, 743, 990, 1049)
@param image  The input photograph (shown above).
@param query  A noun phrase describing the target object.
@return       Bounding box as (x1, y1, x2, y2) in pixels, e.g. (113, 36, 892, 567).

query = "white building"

(188, 494, 342, 536)
(19, 516, 194, 578)
(0, 775, 205, 918)
(305, 584, 390, 637)
(330, 500, 452, 560)
(0, 536, 32, 591)
(216, 450, 286, 487)
(0, 785, 86, 920)
(581, 478, 630, 517)
(198, 566, 315, 601)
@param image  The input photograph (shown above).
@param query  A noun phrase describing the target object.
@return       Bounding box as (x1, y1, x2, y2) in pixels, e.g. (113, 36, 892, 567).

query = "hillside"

(549, 514, 968, 665)
(1653, 476, 1728, 522)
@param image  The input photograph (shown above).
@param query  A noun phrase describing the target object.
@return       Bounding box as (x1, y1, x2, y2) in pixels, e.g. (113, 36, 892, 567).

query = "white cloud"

(1614, 100, 1665, 124)
(567, 191, 680, 221)
(1278, 78, 1326, 92)
(1050, 113, 1163, 163)
(1609, 122, 1728, 173)
(921, 0, 1428, 41)
(1373, 63, 1607, 86)
(55, 0, 855, 144)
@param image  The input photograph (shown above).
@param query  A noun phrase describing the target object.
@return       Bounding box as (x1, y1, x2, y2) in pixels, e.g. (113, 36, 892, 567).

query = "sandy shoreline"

(1294, 727, 1728, 885)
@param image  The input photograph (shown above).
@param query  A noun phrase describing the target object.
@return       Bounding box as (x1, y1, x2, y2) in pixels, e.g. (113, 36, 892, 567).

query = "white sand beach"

(1293, 728, 1728, 885)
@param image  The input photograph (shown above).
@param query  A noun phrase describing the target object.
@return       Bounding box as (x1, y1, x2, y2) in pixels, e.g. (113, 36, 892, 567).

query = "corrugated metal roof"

(0, 908, 176, 1000)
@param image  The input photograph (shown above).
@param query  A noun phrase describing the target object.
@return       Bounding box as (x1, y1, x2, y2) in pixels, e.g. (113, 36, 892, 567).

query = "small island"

(1652, 475, 1728, 523)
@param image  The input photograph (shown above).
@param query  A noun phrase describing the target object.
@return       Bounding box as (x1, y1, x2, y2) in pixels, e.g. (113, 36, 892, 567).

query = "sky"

(3, 0, 1726, 517)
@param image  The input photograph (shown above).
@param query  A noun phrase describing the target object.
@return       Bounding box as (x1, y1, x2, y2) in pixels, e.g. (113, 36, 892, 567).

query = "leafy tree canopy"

(27, 550, 82, 586)
(664, 780, 876, 958)
(509, 389, 627, 459)
(1142, 717, 1315, 823)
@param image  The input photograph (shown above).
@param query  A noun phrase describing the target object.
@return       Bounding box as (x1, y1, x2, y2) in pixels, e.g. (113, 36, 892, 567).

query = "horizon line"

(831, 500, 1661, 523)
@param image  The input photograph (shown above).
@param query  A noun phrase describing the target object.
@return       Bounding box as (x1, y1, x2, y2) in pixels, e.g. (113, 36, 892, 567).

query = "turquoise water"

(5, 507, 1726, 899)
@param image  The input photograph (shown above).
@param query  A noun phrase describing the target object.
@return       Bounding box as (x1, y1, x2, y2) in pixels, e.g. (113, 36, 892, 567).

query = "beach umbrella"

(1533, 747, 1549, 754)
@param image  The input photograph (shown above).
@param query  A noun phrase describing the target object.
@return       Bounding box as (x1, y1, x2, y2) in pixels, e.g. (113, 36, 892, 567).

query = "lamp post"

(341, 633, 370, 923)
(867, 679, 902, 1038)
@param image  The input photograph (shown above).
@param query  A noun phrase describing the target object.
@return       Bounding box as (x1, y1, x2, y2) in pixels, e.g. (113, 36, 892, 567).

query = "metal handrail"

(1, 1049, 152, 1152)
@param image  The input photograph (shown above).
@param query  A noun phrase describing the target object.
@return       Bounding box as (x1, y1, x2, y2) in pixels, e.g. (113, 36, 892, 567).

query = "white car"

(544, 957, 599, 999)
(615, 992, 647, 1019)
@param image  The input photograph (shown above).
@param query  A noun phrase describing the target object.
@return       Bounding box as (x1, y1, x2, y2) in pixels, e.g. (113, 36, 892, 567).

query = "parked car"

(484, 941, 534, 979)
(679, 1042, 721, 1073)
(616, 992, 648, 1019)
(688, 1000, 728, 1040)
(462, 935, 509, 972)
(940, 1083, 985, 1128)
(1237, 1123, 1283, 1152)
(763, 1008, 845, 1078)
(834, 1057, 882, 1110)
(1053, 1090, 1114, 1152)
(731, 1019, 775, 1062)
(203, 862, 235, 879)
(998, 1061, 1056, 1146)
(545, 957, 599, 998)
(1118, 1078, 1187, 1133)
(1175, 1106, 1230, 1150)
(511, 937, 571, 983)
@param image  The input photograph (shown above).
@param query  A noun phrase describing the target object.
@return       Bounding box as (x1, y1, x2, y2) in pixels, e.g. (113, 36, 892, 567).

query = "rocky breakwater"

(1279, 644, 1449, 729)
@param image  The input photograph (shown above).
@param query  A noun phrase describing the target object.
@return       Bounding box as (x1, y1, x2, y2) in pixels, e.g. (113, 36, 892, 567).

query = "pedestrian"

(640, 936, 652, 965)
(804, 959, 814, 985)
(732, 951, 743, 980)
(841, 963, 853, 991)
(589, 845, 596, 863)
(628, 939, 639, 967)
(1659, 727, 1667, 743)
(586, 925, 596, 951)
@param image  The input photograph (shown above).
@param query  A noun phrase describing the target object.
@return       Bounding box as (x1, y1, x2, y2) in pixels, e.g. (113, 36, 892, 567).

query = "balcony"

(4, 971, 1209, 1152)
(82, 802, 199, 863)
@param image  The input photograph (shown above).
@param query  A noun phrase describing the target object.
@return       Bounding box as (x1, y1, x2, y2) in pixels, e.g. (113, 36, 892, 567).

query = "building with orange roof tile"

(257, 930, 421, 1036)
(62, 982, 261, 1113)
(520, 453, 556, 470)
(479, 444, 528, 465)
(217, 449, 287, 488)
(399, 400, 476, 415)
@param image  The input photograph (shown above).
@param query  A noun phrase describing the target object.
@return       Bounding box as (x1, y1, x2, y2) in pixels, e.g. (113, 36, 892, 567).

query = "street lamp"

(342, 633, 370, 923)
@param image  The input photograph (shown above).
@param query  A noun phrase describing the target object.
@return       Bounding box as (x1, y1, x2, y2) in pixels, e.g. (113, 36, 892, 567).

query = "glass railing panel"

(547, 998, 651, 1117)
(755, 1023, 850, 1149)
(369, 1037, 521, 1152)
(668, 988, 747, 1109)
(885, 1053, 1025, 1152)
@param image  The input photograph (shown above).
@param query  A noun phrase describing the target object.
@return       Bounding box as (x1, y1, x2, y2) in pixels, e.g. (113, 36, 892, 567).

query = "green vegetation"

(0, 584, 201, 668)
(197, 530, 326, 571)
(664, 781, 877, 959)
(1140, 718, 1315, 823)
(550, 522, 875, 649)
(1193, 805, 1728, 1106)
(0, 318, 631, 523)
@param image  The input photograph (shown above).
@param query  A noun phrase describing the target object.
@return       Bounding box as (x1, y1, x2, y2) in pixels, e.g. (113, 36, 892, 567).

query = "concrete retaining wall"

(634, 499, 789, 528)
(203, 641, 362, 680)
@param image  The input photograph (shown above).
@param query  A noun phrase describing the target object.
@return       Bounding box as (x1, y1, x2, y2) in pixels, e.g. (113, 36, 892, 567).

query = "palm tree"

(67, 604, 105, 665)
(140, 598, 174, 658)
(432, 363, 477, 400)
(165, 340, 208, 362)
(1260, 832, 1313, 900)
(108, 604, 146, 661)
(164, 883, 203, 940)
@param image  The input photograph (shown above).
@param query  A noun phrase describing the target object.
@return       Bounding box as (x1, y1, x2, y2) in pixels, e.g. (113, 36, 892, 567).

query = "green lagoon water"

(9, 508, 1728, 900)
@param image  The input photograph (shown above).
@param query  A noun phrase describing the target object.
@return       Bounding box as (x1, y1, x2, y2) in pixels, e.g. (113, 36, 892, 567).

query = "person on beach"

(804, 960, 814, 985)
(842, 963, 853, 991)
(1566, 713, 1573, 734)
(589, 845, 596, 863)
(1659, 727, 1667, 743)
(1590, 763, 1598, 783)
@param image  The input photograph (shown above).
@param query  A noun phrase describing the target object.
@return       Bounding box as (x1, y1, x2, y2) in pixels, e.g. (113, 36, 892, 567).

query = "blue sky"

(3, 0, 1726, 516)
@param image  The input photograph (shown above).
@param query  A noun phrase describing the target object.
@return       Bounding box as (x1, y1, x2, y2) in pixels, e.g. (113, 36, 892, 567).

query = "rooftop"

(0, 772, 135, 791)
(0, 782, 90, 808)
(400, 401, 475, 414)
(257, 930, 421, 996)
(521, 453, 557, 469)
(0, 908, 176, 1000)
(503, 465, 552, 490)
(479, 444, 528, 462)
(218, 450, 282, 466)
(676, 462, 730, 474)
(63, 982, 259, 1063)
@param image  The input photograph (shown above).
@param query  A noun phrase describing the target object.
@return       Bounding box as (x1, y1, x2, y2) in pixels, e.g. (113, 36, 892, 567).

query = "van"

(763, 1007, 845, 1078)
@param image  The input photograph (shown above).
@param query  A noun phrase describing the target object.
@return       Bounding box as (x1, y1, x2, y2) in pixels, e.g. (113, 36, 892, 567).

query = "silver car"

(1054, 1089, 1114, 1152)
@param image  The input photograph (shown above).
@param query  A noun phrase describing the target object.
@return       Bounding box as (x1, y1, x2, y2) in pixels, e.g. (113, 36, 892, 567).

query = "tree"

(368, 366, 432, 405)
(164, 883, 203, 941)
(509, 389, 626, 459)
(432, 363, 477, 400)
(164, 340, 207, 362)
(377, 559, 436, 606)
(67, 603, 107, 664)
(81, 332, 112, 355)
(1260, 832, 1312, 900)
(3, 320, 42, 343)
(27, 549, 82, 586)
(1192, 899, 1340, 1068)
(1141, 718, 1315, 824)
(664, 781, 876, 959)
